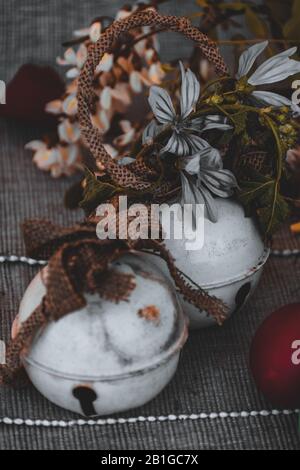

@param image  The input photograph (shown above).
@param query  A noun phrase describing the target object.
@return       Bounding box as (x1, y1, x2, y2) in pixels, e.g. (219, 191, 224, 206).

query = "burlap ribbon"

(0, 219, 227, 386)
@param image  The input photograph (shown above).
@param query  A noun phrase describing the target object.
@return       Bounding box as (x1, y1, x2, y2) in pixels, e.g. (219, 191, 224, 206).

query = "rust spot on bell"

(138, 305, 160, 324)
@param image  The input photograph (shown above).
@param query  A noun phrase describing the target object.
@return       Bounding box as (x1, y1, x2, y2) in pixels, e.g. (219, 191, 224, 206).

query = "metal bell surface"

(155, 198, 270, 328)
(17, 254, 187, 416)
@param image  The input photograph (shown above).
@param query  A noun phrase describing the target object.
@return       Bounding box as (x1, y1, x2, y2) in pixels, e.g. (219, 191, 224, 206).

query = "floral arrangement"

(24, 1, 300, 236)
(81, 38, 300, 236)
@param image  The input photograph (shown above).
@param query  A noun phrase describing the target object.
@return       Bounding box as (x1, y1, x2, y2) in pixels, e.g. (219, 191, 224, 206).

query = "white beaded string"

(271, 249, 300, 257)
(0, 255, 46, 266)
(0, 409, 298, 428)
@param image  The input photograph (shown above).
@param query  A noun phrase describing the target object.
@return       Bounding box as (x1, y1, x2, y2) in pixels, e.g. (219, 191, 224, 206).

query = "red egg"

(0, 64, 64, 126)
(250, 304, 300, 408)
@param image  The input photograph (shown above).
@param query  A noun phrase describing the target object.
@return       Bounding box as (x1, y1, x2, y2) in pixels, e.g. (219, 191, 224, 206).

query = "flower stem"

(136, 125, 172, 160)
(200, 76, 231, 99)
(260, 114, 283, 234)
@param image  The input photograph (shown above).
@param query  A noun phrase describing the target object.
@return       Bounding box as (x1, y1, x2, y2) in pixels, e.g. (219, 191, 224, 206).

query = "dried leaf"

(239, 173, 290, 235)
(196, 0, 209, 7)
(245, 7, 269, 39)
(283, 0, 300, 41)
(231, 111, 248, 135)
(79, 169, 120, 214)
(217, 2, 247, 12)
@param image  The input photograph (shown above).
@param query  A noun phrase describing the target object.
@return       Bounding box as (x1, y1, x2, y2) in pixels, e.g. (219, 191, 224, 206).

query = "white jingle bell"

(153, 198, 269, 329)
(16, 254, 187, 416)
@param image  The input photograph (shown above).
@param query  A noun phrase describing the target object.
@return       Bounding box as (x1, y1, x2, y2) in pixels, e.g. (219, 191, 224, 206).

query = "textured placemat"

(272, 225, 300, 256)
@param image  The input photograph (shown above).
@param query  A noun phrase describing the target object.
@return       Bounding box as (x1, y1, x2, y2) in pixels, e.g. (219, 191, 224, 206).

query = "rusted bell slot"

(234, 282, 252, 313)
(72, 386, 97, 416)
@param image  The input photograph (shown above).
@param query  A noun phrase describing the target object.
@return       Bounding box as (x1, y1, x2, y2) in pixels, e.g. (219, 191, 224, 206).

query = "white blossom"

(145, 61, 235, 222)
(237, 41, 300, 109)
(179, 146, 237, 222)
(146, 61, 231, 156)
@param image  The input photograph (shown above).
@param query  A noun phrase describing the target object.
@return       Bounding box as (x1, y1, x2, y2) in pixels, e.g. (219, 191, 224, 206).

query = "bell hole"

(72, 385, 98, 417)
(234, 282, 252, 312)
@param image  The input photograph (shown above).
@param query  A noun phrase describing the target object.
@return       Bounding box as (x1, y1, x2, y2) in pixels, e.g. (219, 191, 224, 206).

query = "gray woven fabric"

(0, 0, 300, 450)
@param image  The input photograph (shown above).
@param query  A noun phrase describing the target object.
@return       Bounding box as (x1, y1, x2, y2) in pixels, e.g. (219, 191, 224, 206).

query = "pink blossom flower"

(96, 53, 114, 73)
(100, 82, 132, 113)
(91, 108, 113, 133)
(45, 99, 62, 115)
(113, 120, 136, 148)
(62, 93, 78, 116)
(57, 44, 88, 79)
(25, 141, 82, 177)
(58, 119, 81, 143)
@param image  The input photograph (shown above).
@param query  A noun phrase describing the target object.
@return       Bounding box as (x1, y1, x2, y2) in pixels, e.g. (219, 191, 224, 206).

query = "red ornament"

(0, 64, 64, 126)
(250, 304, 300, 408)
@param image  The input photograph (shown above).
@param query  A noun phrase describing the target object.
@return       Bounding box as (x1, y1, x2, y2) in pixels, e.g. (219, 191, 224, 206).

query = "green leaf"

(239, 179, 272, 206)
(239, 175, 290, 235)
(79, 168, 120, 214)
(196, 0, 209, 7)
(216, 2, 247, 12)
(258, 196, 290, 235)
(245, 7, 269, 38)
(283, 0, 300, 41)
(231, 111, 248, 135)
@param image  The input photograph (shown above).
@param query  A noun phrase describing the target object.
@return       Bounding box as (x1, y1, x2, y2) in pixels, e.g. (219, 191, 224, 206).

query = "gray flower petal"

(148, 86, 176, 124)
(291, 103, 300, 117)
(118, 156, 136, 166)
(236, 41, 268, 79)
(199, 115, 232, 132)
(201, 169, 237, 197)
(185, 115, 232, 136)
(196, 184, 218, 223)
(162, 131, 190, 156)
(251, 90, 292, 107)
(142, 119, 162, 144)
(184, 134, 210, 153)
(179, 61, 200, 119)
(188, 116, 205, 127)
(248, 47, 300, 86)
(181, 172, 218, 223)
(179, 153, 201, 175)
(180, 172, 198, 225)
(182, 121, 203, 135)
(199, 146, 223, 170)
(180, 172, 196, 205)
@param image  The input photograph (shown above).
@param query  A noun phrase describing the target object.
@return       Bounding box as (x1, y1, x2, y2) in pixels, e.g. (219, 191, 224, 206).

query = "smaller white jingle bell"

(15, 253, 187, 416)
(148, 198, 269, 329)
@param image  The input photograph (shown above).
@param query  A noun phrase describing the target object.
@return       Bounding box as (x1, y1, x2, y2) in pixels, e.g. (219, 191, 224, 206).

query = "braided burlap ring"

(77, 7, 228, 194)
(0, 219, 227, 386)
